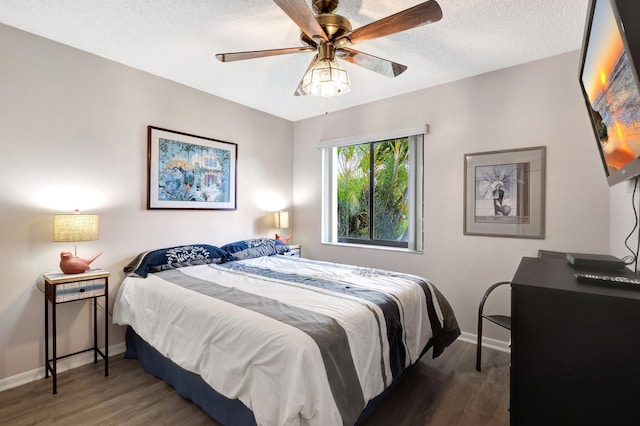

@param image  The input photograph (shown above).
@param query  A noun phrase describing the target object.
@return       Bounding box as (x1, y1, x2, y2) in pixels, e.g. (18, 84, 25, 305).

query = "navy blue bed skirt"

(125, 326, 256, 425)
(125, 326, 415, 425)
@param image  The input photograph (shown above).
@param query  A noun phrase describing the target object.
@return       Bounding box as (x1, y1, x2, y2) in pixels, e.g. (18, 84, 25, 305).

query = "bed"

(113, 239, 460, 425)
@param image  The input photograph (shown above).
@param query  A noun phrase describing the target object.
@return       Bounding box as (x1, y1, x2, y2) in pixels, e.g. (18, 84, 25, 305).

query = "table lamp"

(53, 209, 101, 274)
(274, 210, 292, 244)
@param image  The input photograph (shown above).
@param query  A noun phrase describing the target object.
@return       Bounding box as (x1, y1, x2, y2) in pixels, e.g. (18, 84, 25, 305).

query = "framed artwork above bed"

(147, 126, 237, 210)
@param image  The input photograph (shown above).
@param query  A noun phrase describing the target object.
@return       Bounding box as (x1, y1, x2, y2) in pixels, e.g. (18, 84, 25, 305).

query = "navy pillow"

(124, 244, 228, 278)
(221, 238, 288, 261)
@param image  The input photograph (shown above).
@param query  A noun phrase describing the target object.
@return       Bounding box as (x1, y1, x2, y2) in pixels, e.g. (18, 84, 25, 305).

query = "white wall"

(0, 24, 293, 381)
(610, 181, 640, 266)
(292, 51, 611, 342)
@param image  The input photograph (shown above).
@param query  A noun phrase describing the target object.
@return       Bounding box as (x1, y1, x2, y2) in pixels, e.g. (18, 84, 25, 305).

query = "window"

(322, 133, 424, 251)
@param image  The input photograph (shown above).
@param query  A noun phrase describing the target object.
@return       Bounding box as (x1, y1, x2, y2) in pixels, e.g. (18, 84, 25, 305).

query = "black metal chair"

(476, 281, 511, 371)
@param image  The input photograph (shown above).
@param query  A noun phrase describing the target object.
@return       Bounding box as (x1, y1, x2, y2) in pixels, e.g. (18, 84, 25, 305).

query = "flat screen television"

(578, 0, 640, 186)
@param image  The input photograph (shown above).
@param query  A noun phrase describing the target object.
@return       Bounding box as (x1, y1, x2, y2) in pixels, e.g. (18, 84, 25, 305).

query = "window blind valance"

(315, 124, 430, 150)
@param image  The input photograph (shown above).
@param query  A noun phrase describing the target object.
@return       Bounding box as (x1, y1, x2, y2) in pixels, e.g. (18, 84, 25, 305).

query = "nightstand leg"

(93, 298, 98, 363)
(52, 300, 57, 394)
(105, 280, 109, 376)
(44, 292, 48, 379)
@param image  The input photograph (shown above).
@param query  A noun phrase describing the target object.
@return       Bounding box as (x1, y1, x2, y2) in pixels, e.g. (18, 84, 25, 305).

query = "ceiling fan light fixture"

(301, 58, 351, 97)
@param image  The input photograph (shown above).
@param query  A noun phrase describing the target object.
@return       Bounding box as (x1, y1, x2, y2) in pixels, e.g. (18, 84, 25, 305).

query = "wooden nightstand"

(43, 269, 110, 394)
(280, 244, 301, 258)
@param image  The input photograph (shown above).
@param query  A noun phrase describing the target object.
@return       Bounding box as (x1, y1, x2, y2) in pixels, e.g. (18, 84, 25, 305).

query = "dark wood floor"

(0, 340, 509, 425)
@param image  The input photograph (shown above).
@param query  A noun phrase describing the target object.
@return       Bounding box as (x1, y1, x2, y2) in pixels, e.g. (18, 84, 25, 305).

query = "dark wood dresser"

(510, 256, 640, 425)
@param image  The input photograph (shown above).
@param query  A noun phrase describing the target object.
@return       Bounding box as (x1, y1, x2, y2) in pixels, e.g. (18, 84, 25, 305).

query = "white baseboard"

(0, 342, 126, 393)
(458, 331, 510, 354)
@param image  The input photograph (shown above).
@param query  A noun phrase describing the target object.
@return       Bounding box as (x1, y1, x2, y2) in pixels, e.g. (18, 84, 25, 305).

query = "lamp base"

(59, 251, 102, 274)
(275, 233, 292, 245)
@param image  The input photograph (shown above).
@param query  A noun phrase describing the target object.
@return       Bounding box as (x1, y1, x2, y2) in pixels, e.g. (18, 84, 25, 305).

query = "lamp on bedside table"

(53, 209, 102, 274)
(274, 210, 292, 244)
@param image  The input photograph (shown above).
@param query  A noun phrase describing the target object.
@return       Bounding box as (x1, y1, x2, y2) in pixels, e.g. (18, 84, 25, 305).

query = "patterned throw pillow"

(124, 244, 228, 278)
(221, 238, 289, 261)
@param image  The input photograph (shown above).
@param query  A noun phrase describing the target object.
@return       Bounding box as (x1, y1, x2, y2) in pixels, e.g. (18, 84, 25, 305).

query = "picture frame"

(147, 126, 237, 210)
(464, 146, 546, 238)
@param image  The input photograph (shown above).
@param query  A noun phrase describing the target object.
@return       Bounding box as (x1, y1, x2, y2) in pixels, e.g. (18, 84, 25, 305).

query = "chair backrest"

(478, 281, 511, 316)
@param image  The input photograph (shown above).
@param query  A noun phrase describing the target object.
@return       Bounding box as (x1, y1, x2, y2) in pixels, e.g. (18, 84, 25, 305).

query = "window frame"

(321, 132, 424, 252)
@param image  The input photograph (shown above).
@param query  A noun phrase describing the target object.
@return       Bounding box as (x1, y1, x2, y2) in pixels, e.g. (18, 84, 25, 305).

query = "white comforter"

(113, 256, 449, 425)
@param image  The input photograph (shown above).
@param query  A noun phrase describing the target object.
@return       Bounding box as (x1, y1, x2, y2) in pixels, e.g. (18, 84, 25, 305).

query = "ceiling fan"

(215, 0, 443, 97)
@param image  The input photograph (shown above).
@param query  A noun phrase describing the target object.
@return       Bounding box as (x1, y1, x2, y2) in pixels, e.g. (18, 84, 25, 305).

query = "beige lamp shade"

(275, 211, 289, 229)
(53, 212, 99, 242)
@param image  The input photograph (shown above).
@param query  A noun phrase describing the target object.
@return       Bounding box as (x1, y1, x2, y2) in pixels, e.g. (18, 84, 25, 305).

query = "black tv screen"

(578, 0, 640, 186)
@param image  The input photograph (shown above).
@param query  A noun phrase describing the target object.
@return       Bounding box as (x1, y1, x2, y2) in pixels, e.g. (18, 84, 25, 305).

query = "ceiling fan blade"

(273, 0, 329, 43)
(294, 54, 319, 96)
(215, 46, 316, 62)
(335, 0, 442, 47)
(337, 47, 407, 78)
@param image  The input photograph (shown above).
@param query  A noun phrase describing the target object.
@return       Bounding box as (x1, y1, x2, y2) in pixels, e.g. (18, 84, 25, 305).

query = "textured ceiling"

(0, 0, 590, 121)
